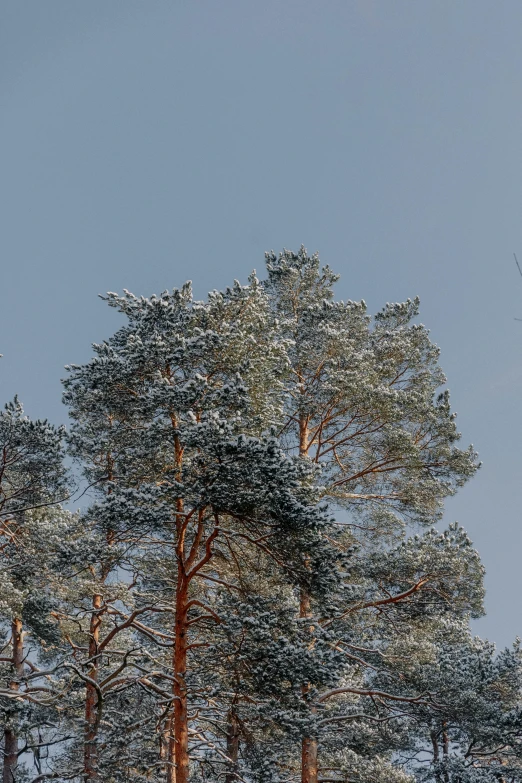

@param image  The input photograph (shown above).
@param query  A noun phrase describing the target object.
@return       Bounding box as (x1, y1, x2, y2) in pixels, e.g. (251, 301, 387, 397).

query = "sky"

(1, 0, 522, 648)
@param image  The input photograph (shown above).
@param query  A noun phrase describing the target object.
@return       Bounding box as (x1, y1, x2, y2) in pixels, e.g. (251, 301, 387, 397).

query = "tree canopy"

(0, 247, 519, 783)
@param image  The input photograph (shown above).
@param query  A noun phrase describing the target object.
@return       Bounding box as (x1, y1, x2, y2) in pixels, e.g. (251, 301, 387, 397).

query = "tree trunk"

(430, 729, 442, 783)
(300, 589, 318, 783)
(167, 567, 188, 783)
(2, 618, 23, 783)
(160, 724, 174, 782)
(225, 707, 240, 783)
(300, 483, 317, 783)
(301, 737, 318, 783)
(83, 453, 113, 781)
(84, 594, 103, 782)
(442, 722, 449, 783)
(166, 426, 186, 783)
(164, 715, 176, 783)
(298, 412, 319, 783)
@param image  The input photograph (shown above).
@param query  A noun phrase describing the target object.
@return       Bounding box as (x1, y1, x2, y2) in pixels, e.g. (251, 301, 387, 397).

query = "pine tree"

(399, 628, 522, 782)
(0, 248, 514, 783)
(262, 247, 479, 782)
(0, 397, 67, 782)
(62, 280, 337, 781)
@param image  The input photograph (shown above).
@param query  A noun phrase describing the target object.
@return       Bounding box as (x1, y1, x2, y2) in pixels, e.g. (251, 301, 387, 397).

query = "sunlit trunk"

(167, 565, 188, 783)
(301, 737, 318, 783)
(166, 423, 188, 783)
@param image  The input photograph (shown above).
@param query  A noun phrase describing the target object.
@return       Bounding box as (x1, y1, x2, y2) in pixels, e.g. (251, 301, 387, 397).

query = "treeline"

(1, 248, 521, 783)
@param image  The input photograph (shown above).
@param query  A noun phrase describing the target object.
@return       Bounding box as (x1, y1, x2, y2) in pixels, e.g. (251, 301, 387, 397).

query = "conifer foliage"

(1, 248, 520, 783)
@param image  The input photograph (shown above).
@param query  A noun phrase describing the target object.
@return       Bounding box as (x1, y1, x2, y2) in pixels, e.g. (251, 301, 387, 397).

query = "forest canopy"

(0, 247, 519, 783)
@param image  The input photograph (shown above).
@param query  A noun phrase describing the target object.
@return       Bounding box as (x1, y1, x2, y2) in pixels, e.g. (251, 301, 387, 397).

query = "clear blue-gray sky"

(1, 1, 521, 648)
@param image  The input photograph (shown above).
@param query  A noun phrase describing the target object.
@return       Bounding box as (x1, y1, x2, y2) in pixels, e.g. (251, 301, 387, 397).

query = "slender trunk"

(166, 422, 186, 783)
(430, 730, 442, 783)
(301, 737, 318, 783)
(164, 713, 176, 783)
(84, 594, 102, 782)
(299, 417, 309, 454)
(166, 504, 217, 782)
(160, 725, 171, 778)
(298, 412, 319, 783)
(300, 590, 318, 783)
(83, 451, 112, 781)
(298, 403, 309, 459)
(2, 618, 23, 783)
(225, 706, 240, 783)
(167, 566, 188, 783)
(82, 562, 118, 782)
(442, 722, 449, 783)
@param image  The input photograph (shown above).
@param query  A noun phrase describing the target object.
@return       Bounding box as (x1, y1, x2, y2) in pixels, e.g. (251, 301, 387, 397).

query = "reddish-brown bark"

(301, 737, 318, 783)
(164, 499, 220, 781)
(167, 561, 189, 783)
(298, 412, 319, 783)
(300, 589, 319, 783)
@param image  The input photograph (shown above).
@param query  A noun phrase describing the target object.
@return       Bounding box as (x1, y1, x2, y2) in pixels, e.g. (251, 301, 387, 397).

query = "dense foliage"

(0, 248, 520, 783)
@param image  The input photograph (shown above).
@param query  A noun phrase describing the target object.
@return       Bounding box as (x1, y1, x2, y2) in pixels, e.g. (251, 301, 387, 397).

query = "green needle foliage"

(0, 248, 519, 783)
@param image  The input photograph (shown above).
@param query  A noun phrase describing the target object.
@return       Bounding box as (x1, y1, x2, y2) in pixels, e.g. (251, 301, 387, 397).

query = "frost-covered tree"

(0, 506, 87, 783)
(262, 247, 480, 783)
(62, 280, 338, 782)
(307, 525, 485, 783)
(398, 628, 522, 783)
(263, 247, 478, 524)
(0, 397, 67, 782)
(1, 247, 514, 783)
